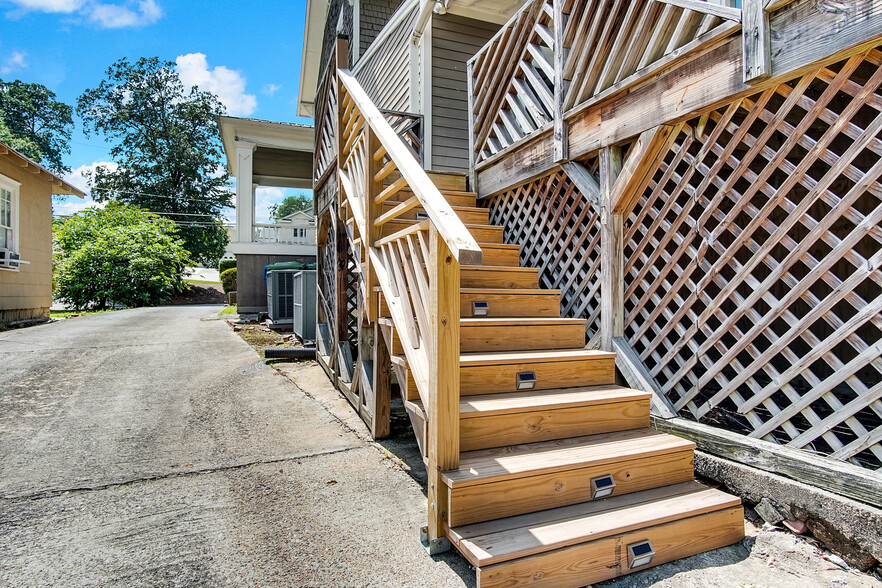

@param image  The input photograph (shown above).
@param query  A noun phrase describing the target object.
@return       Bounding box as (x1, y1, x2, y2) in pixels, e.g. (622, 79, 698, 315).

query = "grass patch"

(219, 305, 238, 315)
(185, 279, 221, 285)
(50, 309, 114, 319)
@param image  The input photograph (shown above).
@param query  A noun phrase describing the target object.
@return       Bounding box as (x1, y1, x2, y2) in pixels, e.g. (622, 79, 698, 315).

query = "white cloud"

(5, 0, 162, 28)
(262, 83, 281, 97)
(53, 196, 105, 216)
(62, 160, 119, 195)
(254, 186, 286, 223)
(175, 53, 257, 117)
(6, 0, 84, 13)
(0, 50, 28, 75)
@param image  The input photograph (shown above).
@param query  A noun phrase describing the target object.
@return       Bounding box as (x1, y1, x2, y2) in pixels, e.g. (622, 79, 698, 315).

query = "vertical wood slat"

(427, 226, 460, 542)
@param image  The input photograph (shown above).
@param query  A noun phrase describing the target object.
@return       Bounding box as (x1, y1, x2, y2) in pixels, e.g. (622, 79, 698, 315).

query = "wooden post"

(553, 0, 569, 163)
(364, 126, 381, 322)
(466, 59, 477, 191)
(371, 319, 391, 439)
(425, 225, 460, 552)
(742, 0, 770, 83)
(600, 146, 623, 352)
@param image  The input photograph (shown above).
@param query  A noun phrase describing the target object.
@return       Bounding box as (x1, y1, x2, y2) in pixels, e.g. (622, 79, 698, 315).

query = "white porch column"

(235, 140, 257, 243)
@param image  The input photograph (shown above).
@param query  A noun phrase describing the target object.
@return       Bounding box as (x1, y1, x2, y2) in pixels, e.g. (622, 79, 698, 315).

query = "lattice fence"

(488, 167, 603, 339)
(624, 50, 882, 469)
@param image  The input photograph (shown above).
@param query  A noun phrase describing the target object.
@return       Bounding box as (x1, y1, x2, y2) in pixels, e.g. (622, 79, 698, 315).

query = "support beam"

(613, 337, 678, 419)
(234, 141, 257, 243)
(599, 146, 623, 352)
(371, 320, 391, 439)
(560, 161, 600, 208)
(742, 0, 770, 82)
(608, 124, 679, 214)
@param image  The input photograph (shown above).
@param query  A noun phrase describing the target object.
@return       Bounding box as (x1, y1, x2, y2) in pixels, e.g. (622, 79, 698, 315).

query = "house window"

(0, 174, 20, 254)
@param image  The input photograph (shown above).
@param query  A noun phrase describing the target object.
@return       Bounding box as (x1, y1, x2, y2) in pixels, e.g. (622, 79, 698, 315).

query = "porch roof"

(217, 116, 314, 190)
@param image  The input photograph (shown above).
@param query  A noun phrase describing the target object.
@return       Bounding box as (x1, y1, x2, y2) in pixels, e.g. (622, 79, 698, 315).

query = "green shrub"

(54, 203, 192, 310)
(218, 258, 236, 274)
(220, 268, 237, 294)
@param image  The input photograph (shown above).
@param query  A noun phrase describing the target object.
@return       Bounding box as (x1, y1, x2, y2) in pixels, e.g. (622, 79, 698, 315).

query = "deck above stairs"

(377, 172, 745, 587)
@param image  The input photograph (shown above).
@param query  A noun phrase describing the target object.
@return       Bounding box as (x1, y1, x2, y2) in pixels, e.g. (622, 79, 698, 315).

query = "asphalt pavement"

(0, 306, 471, 587)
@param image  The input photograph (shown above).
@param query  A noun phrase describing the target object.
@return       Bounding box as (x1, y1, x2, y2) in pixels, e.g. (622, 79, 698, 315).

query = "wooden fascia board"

(654, 0, 742, 22)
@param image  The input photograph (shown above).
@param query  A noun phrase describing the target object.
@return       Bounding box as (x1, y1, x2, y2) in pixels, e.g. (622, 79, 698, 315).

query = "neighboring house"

(217, 115, 317, 314)
(297, 0, 882, 583)
(0, 143, 84, 326)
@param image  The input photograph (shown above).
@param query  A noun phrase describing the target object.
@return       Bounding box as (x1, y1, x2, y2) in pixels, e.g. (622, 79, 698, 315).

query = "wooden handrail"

(337, 69, 483, 266)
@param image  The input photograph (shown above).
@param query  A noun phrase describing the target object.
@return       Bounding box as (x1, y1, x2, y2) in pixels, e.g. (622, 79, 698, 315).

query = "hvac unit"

(267, 269, 297, 325)
(292, 270, 316, 341)
(0, 250, 21, 270)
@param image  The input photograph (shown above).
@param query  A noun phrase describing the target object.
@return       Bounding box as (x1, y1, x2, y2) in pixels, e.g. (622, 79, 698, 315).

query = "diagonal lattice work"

(624, 49, 882, 469)
(488, 167, 602, 340)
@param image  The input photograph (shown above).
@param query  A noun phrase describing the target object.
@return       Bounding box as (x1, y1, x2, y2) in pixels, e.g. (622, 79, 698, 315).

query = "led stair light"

(415, 211, 429, 221)
(627, 540, 655, 569)
(590, 474, 616, 499)
(471, 301, 489, 316)
(516, 371, 537, 390)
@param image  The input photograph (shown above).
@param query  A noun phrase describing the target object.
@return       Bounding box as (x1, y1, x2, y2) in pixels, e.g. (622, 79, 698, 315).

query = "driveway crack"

(0, 445, 362, 502)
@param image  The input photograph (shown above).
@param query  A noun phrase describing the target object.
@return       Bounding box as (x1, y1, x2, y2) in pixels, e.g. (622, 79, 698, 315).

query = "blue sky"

(0, 0, 313, 221)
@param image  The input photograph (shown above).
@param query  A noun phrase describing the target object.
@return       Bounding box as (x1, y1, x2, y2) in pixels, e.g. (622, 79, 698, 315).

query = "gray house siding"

(360, 0, 404, 58)
(431, 14, 498, 173)
(353, 3, 418, 112)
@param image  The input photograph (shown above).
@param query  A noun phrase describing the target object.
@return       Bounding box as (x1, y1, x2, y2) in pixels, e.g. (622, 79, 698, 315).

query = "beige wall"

(0, 154, 53, 324)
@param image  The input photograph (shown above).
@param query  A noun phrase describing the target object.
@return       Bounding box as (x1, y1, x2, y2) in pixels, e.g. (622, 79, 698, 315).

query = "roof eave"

(298, 0, 330, 119)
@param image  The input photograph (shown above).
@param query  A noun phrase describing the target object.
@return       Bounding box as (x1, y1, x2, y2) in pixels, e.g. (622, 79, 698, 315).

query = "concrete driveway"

(0, 306, 471, 587)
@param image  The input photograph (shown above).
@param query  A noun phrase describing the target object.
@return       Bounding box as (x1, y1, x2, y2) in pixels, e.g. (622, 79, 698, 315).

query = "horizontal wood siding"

(354, 4, 418, 112)
(431, 14, 498, 173)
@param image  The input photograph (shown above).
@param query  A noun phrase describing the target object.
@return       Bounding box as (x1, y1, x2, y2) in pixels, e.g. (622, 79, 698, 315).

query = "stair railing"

(336, 68, 482, 549)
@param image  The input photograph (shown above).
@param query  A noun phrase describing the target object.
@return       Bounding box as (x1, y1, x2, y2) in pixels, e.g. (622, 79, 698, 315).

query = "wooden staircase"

(378, 173, 745, 587)
(333, 71, 743, 588)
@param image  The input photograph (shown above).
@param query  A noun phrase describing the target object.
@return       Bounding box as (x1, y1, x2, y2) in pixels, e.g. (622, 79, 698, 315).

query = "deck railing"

(467, 0, 740, 166)
(252, 224, 315, 245)
(335, 67, 481, 547)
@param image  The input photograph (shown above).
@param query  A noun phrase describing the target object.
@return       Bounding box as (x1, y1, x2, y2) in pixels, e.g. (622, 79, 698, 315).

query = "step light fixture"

(472, 301, 489, 316)
(415, 211, 429, 221)
(627, 540, 655, 569)
(516, 371, 537, 390)
(590, 474, 616, 499)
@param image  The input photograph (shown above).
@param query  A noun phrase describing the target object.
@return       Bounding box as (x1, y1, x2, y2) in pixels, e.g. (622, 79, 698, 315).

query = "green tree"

(54, 203, 192, 310)
(0, 79, 73, 172)
(76, 57, 232, 267)
(270, 194, 313, 220)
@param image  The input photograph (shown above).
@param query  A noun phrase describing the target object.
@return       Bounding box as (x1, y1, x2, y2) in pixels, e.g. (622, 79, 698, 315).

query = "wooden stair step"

(449, 481, 744, 587)
(461, 266, 540, 289)
(380, 201, 489, 225)
(378, 287, 560, 318)
(378, 220, 503, 243)
(444, 427, 693, 487)
(459, 317, 586, 352)
(442, 429, 695, 525)
(405, 385, 651, 453)
(426, 171, 467, 191)
(475, 244, 521, 267)
(389, 187, 476, 207)
(382, 317, 584, 354)
(460, 349, 616, 395)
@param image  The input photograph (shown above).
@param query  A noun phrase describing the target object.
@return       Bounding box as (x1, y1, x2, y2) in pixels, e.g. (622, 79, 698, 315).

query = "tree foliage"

(0, 78, 73, 172)
(77, 57, 232, 266)
(271, 194, 313, 220)
(54, 203, 192, 310)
